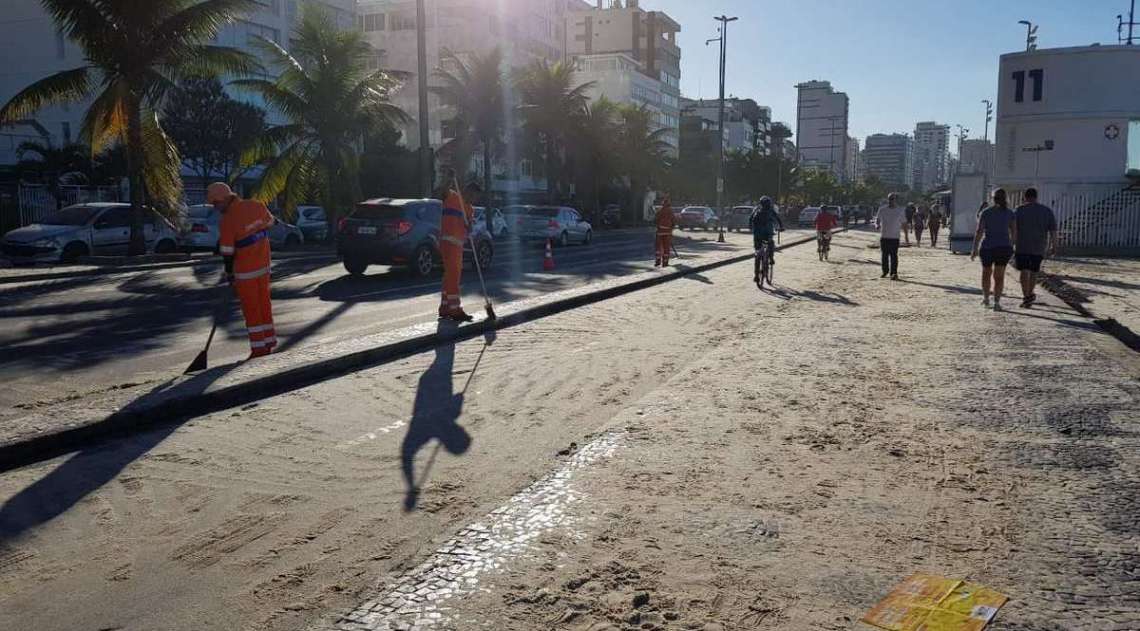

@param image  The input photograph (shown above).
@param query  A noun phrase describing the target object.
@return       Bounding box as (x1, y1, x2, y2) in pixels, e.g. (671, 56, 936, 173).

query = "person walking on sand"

(972, 188, 1018, 311)
(928, 203, 944, 248)
(1013, 187, 1058, 309)
(903, 203, 916, 245)
(876, 193, 907, 280)
(914, 204, 928, 246)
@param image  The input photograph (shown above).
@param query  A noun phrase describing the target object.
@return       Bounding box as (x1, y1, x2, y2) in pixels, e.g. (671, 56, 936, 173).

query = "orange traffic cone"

(543, 238, 556, 271)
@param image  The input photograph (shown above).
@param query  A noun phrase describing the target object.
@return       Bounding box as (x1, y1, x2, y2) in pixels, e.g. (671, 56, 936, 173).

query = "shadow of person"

(401, 322, 475, 512)
(0, 362, 240, 543)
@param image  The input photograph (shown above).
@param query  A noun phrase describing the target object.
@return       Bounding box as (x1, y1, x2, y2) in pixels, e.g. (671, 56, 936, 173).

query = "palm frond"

(154, 0, 259, 57)
(79, 80, 129, 153)
(170, 45, 263, 81)
(0, 67, 92, 123)
(140, 108, 183, 215)
(39, 0, 113, 54)
(251, 140, 312, 202)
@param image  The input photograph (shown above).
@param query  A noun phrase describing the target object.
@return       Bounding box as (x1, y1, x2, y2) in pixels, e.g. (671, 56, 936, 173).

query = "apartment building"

(795, 80, 849, 181)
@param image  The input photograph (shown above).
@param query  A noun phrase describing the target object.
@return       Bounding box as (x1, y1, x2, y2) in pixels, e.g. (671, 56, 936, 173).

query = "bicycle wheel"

(818, 239, 825, 261)
(765, 246, 775, 285)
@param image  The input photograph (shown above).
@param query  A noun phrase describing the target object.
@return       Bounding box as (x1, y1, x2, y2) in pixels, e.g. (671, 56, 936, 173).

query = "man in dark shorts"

(1014, 187, 1058, 308)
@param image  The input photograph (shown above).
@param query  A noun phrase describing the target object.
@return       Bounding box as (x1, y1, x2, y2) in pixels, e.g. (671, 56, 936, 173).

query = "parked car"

(821, 205, 842, 221)
(295, 205, 329, 242)
(678, 206, 719, 231)
(474, 206, 509, 239)
(798, 206, 822, 226)
(600, 204, 622, 228)
(180, 204, 304, 252)
(724, 206, 755, 232)
(505, 205, 593, 246)
(338, 198, 494, 277)
(2, 202, 180, 264)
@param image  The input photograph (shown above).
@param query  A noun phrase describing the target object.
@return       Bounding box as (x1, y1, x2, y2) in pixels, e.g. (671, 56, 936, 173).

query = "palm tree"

(515, 60, 594, 202)
(431, 48, 505, 194)
(0, 0, 260, 254)
(571, 97, 619, 216)
(238, 4, 406, 230)
(616, 104, 672, 221)
(16, 140, 92, 208)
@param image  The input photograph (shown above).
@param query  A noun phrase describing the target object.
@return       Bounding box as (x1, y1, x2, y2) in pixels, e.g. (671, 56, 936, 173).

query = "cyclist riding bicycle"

(749, 196, 784, 283)
(815, 207, 839, 255)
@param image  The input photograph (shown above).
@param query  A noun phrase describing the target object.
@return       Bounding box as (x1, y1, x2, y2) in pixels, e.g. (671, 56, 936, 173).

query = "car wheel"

(560, 231, 569, 247)
(284, 234, 301, 250)
(154, 239, 176, 254)
(475, 239, 493, 270)
(344, 256, 368, 276)
(584, 230, 592, 245)
(410, 244, 435, 277)
(60, 242, 88, 264)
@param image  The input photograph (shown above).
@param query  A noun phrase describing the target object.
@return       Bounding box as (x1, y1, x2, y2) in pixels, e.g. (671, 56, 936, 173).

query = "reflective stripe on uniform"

(248, 324, 274, 333)
(441, 235, 465, 247)
(219, 245, 235, 255)
(250, 339, 270, 348)
(442, 207, 465, 219)
(234, 266, 270, 280)
(235, 229, 269, 249)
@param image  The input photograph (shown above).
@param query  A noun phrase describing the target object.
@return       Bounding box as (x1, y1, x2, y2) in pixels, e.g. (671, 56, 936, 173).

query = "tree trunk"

(545, 136, 556, 204)
(125, 96, 147, 256)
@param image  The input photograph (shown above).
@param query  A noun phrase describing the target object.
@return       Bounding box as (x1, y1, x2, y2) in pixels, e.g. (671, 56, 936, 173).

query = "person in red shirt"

(654, 195, 676, 267)
(438, 179, 478, 322)
(815, 207, 838, 260)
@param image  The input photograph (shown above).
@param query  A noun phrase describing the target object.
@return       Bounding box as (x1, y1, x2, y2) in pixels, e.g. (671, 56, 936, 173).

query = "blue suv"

(338, 198, 494, 277)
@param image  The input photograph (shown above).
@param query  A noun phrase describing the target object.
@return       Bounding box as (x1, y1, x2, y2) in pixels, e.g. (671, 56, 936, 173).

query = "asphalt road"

(0, 227, 801, 414)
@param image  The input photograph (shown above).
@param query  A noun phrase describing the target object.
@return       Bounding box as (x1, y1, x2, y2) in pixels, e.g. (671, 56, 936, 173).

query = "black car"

(338, 198, 494, 277)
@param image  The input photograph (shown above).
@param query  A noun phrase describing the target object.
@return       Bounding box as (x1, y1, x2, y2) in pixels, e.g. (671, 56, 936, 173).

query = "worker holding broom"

(655, 194, 676, 267)
(208, 182, 277, 359)
(439, 177, 480, 322)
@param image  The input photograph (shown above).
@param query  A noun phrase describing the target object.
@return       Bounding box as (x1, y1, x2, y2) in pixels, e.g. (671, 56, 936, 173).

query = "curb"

(0, 232, 820, 471)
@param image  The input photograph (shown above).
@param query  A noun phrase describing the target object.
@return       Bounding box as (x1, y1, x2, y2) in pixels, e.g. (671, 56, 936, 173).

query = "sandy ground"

(2, 230, 1140, 631)
(1049, 255, 1140, 333)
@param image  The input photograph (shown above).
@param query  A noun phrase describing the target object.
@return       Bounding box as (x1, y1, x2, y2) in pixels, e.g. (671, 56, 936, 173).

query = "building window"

(390, 13, 416, 30)
(364, 12, 385, 32)
(521, 159, 533, 178)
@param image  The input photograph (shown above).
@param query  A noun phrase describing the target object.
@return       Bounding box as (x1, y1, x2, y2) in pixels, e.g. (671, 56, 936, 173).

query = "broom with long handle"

(451, 179, 497, 322)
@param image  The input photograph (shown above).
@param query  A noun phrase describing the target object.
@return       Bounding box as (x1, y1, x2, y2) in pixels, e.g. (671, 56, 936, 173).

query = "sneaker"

(993, 300, 1004, 312)
(1020, 298, 1033, 309)
(753, 275, 760, 284)
(881, 272, 888, 279)
(1026, 293, 1038, 306)
(446, 309, 474, 323)
(982, 297, 991, 307)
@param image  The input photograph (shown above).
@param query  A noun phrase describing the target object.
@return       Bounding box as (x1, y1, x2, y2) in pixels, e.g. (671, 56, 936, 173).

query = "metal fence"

(1043, 185, 1140, 255)
(15, 183, 125, 226)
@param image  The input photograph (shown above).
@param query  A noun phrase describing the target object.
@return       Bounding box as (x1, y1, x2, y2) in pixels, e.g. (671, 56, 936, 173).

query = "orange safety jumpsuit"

(219, 198, 276, 357)
(655, 202, 675, 266)
(439, 190, 474, 318)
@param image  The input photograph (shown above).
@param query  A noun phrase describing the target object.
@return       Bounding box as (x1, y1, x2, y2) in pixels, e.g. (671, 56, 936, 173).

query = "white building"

(845, 136, 859, 182)
(0, 0, 355, 165)
(795, 80, 849, 182)
(913, 121, 950, 193)
(994, 44, 1140, 252)
(567, 2, 681, 155)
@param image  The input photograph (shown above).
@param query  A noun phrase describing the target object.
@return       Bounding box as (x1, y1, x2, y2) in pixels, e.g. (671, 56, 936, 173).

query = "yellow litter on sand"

(861, 574, 1008, 631)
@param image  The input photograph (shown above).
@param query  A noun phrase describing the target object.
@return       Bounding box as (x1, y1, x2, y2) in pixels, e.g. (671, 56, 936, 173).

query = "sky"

(645, 0, 1128, 145)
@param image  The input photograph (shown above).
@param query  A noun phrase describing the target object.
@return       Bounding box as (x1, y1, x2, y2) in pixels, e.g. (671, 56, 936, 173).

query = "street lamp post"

(416, 0, 432, 196)
(981, 99, 993, 181)
(1018, 20, 1038, 52)
(955, 124, 969, 174)
(713, 14, 737, 244)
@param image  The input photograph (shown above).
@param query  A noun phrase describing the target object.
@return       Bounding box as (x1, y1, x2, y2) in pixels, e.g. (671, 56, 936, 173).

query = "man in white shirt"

(876, 193, 907, 280)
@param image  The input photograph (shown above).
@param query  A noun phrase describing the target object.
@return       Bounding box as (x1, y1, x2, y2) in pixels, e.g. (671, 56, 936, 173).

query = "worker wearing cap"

(439, 180, 478, 322)
(208, 182, 277, 358)
(655, 196, 675, 267)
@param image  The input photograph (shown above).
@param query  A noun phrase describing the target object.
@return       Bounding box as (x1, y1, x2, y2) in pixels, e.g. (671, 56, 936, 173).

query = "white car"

(798, 206, 822, 226)
(474, 206, 509, 239)
(180, 204, 304, 252)
(295, 205, 329, 242)
(2, 203, 181, 264)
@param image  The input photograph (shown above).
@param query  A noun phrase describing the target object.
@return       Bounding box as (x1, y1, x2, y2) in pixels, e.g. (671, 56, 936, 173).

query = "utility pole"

(955, 124, 969, 174)
(1122, 1, 1138, 44)
(1018, 20, 1038, 52)
(981, 99, 993, 181)
(713, 14, 737, 244)
(416, 0, 432, 197)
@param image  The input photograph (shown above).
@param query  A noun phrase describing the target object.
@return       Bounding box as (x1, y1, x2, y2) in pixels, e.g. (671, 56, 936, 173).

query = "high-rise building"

(567, 2, 682, 154)
(0, 0, 356, 165)
(680, 98, 770, 155)
(356, 0, 584, 152)
(845, 136, 860, 182)
(862, 133, 914, 191)
(912, 121, 951, 192)
(959, 139, 995, 176)
(795, 80, 849, 181)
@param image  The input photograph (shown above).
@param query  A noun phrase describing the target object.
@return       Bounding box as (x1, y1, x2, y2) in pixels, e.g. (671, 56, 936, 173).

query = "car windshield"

(40, 206, 98, 226)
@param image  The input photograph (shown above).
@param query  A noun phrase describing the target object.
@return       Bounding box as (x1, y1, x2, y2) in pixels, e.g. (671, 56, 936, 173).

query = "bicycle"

(817, 231, 832, 261)
(755, 231, 780, 287)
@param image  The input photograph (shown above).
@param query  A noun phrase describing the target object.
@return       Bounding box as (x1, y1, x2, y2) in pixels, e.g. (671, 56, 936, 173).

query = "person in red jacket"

(439, 180, 478, 322)
(209, 182, 277, 358)
(655, 196, 676, 267)
(815, 206, 838, 259)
